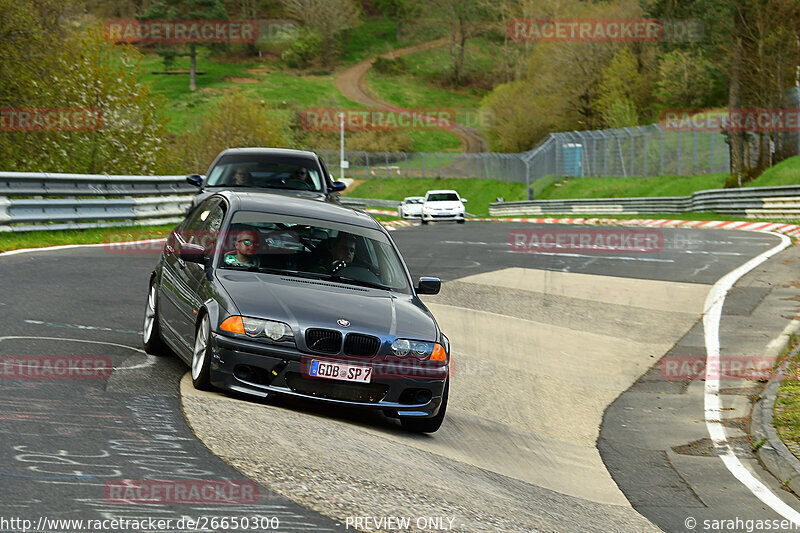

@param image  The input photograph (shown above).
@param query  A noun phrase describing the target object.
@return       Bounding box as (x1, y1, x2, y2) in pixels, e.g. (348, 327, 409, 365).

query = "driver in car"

(331, 234, 356, 266)
(223, 229, 261, 267)
(308, 234, 356, 274)
(286, 167, 314, 189)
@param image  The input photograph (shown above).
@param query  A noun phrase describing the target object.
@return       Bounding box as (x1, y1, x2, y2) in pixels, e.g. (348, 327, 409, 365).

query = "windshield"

(405, 198, 423, 204)
(219, 211, 411, 293)
(426, 193, 459, 202)
(206, 154, 323, 192)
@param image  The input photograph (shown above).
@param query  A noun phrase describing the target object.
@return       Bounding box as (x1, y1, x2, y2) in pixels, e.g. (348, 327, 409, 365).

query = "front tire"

(457, 219, 465, 224)
(421, 218, 429, 225)
(191, 314, 213, 390)
(143, 279, 169, 356)
(401, 379, 448, 433)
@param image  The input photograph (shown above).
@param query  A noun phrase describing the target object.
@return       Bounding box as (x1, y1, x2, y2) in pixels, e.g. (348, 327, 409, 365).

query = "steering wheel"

(331, 260, 347, 274)
(281, 178, 312, 190)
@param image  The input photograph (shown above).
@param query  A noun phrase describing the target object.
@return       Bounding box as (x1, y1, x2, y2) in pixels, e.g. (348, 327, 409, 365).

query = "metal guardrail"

(0, 172, 196, 196)
(4, 172, 799, 232)
(0, 171, 403, 232)
(0, 195, 193, 232)
(339, 197, 401, 209)
(489, 185, 800, 219)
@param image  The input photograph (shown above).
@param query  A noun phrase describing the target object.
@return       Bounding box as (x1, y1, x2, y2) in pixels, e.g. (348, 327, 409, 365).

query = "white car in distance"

(398, 196, 425, 219)
(420, 190, 467, 225)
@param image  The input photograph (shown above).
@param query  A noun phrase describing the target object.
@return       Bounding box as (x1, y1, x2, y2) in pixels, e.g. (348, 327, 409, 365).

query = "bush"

(171, 91, 295, 173)
(303, 130, 414, 152)
(282, 29, 323, 69)
(373, 56, 407, 75)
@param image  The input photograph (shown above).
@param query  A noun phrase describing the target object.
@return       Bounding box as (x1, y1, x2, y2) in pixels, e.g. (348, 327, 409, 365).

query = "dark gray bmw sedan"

(143, 191, 449, 432)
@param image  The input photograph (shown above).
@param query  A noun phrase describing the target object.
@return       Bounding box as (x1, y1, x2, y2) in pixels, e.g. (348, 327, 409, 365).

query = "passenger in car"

(223, 229, 261, 267)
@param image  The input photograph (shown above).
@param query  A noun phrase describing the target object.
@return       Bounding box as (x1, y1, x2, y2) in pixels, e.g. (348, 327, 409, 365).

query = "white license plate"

(308, 360, 372, 383)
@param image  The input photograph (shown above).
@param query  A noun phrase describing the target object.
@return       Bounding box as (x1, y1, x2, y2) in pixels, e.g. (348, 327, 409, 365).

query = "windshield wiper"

(328, 275, 392, 291)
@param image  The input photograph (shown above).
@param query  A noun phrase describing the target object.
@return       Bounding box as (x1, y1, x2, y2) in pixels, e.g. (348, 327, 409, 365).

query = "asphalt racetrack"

(1, 221, 799, 532)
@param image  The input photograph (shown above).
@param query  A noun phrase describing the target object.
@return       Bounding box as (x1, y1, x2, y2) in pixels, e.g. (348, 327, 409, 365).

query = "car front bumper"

(208, 332, 448, 418)
(421, 212, 465, 221)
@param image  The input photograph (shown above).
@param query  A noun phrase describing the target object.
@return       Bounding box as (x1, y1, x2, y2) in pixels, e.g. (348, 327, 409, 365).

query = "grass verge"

(536, 174, 729, 200)
(773, 334, 800, 448)
(748, 155, 800, 188)
(0, 224, 176, 253)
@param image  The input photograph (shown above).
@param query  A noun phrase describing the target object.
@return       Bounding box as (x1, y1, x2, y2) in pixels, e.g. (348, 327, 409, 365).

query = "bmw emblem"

(337, 319, 350, 328)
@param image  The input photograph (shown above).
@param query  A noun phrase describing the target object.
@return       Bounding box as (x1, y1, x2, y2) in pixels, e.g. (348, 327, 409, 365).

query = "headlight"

(220, 315, 294, 343)
(391, 339, 442, 359)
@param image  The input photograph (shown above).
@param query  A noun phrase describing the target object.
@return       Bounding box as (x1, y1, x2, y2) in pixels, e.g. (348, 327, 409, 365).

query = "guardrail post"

(639, 126, 649, 177)
(655, 124, 664, 176)
(554, 134, 561, 182)
(710, 131, 715, 173)
(600, 131, 610, 176)
(524, 159, 532, 199)
(624, 127, 635, 176)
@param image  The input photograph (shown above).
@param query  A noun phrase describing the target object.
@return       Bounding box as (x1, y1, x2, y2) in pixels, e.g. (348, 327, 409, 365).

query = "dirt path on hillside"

(333, 39, 489, 153)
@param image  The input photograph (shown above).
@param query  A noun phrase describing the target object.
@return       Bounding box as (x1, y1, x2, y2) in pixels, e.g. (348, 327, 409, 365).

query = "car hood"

(194, 188, 331, 207)
(425, 201, 463, 210)
(216, 271, 438, 340)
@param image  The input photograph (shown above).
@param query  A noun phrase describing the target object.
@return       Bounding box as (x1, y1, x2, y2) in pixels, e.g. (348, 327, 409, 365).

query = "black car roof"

(216, 147, 320, 159)
(219, 191, 382, 230)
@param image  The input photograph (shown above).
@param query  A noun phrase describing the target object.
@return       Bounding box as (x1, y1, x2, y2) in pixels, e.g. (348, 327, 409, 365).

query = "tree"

(0, 0, 74, 108)
(644, 0, 800, 177)
(595, 47, 645, 128)
(281, 0, 360, 66)
(425, 0, 490, 84)
(1, 23, 172, 174)
(138, 0, 229, 91)
(373, 0, 418, 40)
(655, 50, 716, 109)
(173, 91, 294, 172)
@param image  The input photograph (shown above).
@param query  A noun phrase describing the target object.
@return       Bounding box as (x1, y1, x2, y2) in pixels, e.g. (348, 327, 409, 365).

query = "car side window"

(181, 198, 225, 254)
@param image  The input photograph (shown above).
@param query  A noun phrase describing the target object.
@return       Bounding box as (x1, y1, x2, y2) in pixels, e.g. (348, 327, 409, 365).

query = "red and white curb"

(379, 220, 412, 230)
(365, 208, 398, 216)
(467, 217, 800, 238)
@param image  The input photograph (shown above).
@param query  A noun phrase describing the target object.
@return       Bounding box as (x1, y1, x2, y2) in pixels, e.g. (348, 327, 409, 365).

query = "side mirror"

(416, 277, 441, 295)
(179, 242, 206, 263)
(461, 198, 468, 203)
(330, 181, 347, 192)
(186, 174, 203, 187)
